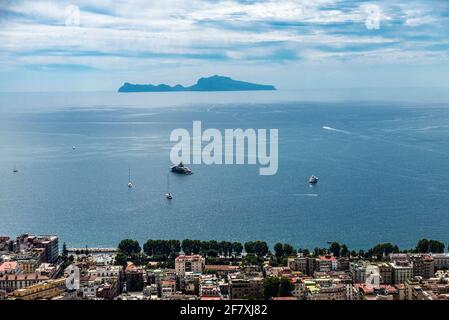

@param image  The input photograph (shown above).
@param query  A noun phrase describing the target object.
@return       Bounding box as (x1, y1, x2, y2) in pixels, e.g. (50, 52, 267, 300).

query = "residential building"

(391, 261, 413, 285)
(287, 256, 316, 276)
(0, 274, 49, 292)
(204, 265, 240, 277)
(33, 235, 59, 263)
(175, 255, 205, 276)
(36, 263, 58, 278)
(377, 263, 393, 285)
(229, 275, 264, 299)
(412, 255, 435, 279)
(336, 257, 350, 271)
(350, 261, 368, 283)
(0, 261, 20, 275)
(160, 280, 176, 299)
(12, 278, 66, 300)
(124, 262, 145, 292)
(318, 255, 337, 272)
(431, 253, 449, 270)
(306, 278, 346, 300)
(290, 277, 306, 300)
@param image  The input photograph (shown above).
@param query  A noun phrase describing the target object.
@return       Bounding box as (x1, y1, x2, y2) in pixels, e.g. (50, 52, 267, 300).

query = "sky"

(0, 0, 448, 92)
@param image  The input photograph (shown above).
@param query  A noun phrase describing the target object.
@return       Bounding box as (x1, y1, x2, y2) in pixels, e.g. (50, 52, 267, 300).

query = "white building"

(391, 261, 413, 285)
(432, 253, 449, 270)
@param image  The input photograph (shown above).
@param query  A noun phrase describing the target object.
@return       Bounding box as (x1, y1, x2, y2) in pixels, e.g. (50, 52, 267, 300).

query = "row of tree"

(310, 239, 446, 261)
(117, 239, 262, 259)
(180, 239, 243, 257)
(114, 238, 448, 266)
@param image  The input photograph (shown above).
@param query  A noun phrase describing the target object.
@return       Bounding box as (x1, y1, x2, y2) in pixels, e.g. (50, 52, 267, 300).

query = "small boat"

(165, 192, 173, 200)
(128, 168, 133, 188)
(171, 162, 192, 175)
(13, 166, 18, 173)
(72, 146, 76, 150)
(309, 175, 319, 184)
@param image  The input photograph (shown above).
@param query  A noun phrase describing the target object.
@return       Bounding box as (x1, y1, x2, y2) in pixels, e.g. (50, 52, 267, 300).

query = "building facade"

(175, 255, 205, 276)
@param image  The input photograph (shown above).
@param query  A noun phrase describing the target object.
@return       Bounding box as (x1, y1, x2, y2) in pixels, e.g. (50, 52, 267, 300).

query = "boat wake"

(293, 193, 319, 197)
(322, 126, 351, 134)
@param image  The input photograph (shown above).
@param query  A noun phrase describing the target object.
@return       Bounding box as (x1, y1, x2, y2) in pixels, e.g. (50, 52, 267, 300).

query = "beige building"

(229, 275, 264, 299)
(12, 278, 66, 300)
(0, 274, 49, 292)
(287, 256, 316, 276)
(306, 279, 347, 300)
(377, 263, 393, 285)
(175, 255, 205, 276)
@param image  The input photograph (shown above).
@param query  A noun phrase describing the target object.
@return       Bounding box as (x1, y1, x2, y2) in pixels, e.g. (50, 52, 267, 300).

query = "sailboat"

(127, 167, 133, 189)
(165, 173, 173, 200)
(13, 166, 18, 173)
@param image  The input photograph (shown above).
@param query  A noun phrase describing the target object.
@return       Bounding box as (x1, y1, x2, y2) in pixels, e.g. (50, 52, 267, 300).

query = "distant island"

(118, 75, 276, 92)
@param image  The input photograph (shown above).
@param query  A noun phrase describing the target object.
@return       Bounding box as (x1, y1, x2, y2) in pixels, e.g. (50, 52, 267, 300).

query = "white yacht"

(309, 175, 319, 184)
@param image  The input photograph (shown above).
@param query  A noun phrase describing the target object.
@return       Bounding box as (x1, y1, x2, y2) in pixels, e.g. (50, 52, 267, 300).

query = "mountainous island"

(118, 75, 276, 92)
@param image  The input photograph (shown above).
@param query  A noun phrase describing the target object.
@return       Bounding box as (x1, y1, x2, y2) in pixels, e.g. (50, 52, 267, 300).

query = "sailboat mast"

(167, 173, 170, 192)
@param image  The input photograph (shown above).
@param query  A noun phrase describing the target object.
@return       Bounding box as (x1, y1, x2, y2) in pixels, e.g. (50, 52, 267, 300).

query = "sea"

(1, 87, 449, 250)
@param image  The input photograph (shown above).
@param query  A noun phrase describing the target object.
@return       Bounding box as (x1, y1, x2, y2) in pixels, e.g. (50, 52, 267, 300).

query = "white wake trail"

(322, 126, 351, 134)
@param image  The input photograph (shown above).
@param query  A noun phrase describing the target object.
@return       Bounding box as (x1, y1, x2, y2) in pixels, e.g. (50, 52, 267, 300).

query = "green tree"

(367, 243, 398, 259)
(218, 241, 232, 257)
(118, 239, 141, 256)
(242, 253, 263, 267)
(313, 247, 326, 256)
(416, 239, 429, 253)
(194, 278, 200, 296)
(274, 243, 284, 258)
(182, 239, 193, 255)
(329, 242, 341, 257)
(191, 240, 201, 254)
(429, 240, 445, 253)
(264, 277, 280, 299)
(283, 244, 295, 257)
(245, 241, 256, 254)
(279, 277, 294, 297)
(62, 242, 68, 259)
(232, 242, 243, 256)
(207, 249, 219, 258)
(254, 241, 269, 257)
(341, 244, 349, 257)
(143, 240, 155, 256)
(115, 252, 128, 267)
(169, 240, 181, 256)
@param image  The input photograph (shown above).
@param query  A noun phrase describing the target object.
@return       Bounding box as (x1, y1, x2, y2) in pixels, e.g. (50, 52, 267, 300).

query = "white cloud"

(0, 0, 447, 71)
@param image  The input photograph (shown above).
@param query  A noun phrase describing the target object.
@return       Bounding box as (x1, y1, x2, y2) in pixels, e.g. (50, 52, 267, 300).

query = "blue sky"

(0, 0, 448, 92)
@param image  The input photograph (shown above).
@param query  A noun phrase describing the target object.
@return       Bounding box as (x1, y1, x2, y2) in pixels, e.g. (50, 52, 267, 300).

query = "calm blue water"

(1, 90, 449, 250)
